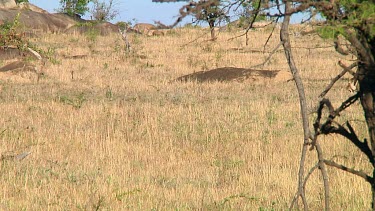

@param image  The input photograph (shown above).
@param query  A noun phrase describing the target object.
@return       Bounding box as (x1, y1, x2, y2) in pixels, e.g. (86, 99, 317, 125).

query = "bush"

(0, 13, 27, 50)
(90, 0, 119, 22)
(15, 0, 29, 3)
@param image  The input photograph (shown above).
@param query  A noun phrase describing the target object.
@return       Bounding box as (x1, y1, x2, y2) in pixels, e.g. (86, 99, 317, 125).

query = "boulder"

(0, 0, 16, 9)
(0, 9, 77, 33)
(17, 2, 48, 13)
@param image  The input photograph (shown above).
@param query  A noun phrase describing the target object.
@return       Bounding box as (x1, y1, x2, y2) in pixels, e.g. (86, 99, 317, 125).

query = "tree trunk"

(358, 64, 375, 209)
(281, 2, 312, 210)
(209, 20, 215, 40)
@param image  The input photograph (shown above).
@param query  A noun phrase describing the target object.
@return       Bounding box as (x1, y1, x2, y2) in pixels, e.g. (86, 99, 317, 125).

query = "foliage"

(180, 0, 229, 27)
(90, 0, 119, 22)
(0, 12, 28, 51)
(238, 0, 268, 23)
(58, 0, 91, 17)
(15, 0, 29, 3)
(316, 0, 375, 39)
(176, 0, 230, 39)
(58, 92, 86, 109)
(116, 21, 132, 31)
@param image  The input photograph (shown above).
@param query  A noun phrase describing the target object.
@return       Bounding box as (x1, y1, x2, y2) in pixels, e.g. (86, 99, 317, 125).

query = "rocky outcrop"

(17, 2, 48, 13)
(65, 22, 119, 36)
(0, 9, 77, 33)
(0, 2, 119, 35)
(0, 0, 16, 9)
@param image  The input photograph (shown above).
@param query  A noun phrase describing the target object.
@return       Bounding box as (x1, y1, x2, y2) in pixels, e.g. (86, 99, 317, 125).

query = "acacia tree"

(191, 0, 229, 40)
(173, 0, 230, 40)
(162, 0, 375, 209)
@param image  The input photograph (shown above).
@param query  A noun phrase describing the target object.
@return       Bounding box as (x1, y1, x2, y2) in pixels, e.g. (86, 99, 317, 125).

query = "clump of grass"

(57, 92, 86, 109)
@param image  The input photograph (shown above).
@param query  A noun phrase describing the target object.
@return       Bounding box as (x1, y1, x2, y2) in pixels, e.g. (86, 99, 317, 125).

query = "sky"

(27, 0, 310, 26)
(28, 0, 190, 26)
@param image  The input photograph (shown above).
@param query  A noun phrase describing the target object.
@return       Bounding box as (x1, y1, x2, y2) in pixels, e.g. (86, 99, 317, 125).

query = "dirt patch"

(176, 67, 292, 83)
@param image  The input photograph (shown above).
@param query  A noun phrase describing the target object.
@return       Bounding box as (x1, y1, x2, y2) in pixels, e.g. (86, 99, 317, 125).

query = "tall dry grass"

(0, 25, 370, 210)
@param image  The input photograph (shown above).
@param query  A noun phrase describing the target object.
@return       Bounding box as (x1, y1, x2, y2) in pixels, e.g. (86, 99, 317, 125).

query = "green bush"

(15, 0, 29, 3)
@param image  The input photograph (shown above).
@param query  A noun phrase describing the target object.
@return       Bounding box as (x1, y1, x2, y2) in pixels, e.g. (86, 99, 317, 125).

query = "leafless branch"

(291, 163, 319, 209)
(292, 45, 335, 50)
(319, 61, 357, 98)
(226, 0, 263, 44)
(315, 143, 330, 210)
(313, 95, 374, 164)
(281, 2, 310, 210)
(263, 17, 280, 52)
(323, 159, 372, 183)
(338, 61, 357, 76)
(180, 30, 212, 47)
(250, 42, 282, 68)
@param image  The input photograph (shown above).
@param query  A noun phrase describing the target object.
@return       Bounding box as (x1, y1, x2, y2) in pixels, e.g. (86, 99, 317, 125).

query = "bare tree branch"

(319, 61, 357, 98)
(263, 17, 280, 52)
(291, 163, 319, 210)
(315, 143, 330, 210)
(180, 30, 212, 47)
(250, 42, 282, 68)
(323, 159, 372, 183)
(313, 95, 374, 165)
(339, 61, 357, 76)
(281, 2, 310, 210)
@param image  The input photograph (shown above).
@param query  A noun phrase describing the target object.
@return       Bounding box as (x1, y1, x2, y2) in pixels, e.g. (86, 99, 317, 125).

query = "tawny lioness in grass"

(133, 23, 156, 35)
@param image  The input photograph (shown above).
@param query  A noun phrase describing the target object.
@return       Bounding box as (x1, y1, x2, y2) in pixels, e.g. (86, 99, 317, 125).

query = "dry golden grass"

(0, 25, 370, 210)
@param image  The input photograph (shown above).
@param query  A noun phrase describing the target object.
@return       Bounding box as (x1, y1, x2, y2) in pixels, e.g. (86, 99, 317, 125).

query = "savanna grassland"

(0, 25, 371, 210)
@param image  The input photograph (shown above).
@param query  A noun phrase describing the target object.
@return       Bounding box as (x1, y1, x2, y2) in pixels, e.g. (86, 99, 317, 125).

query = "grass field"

(0, 25, 371, 210)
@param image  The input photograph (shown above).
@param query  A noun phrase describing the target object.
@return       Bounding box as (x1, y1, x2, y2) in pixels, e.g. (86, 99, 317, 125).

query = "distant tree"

(58, 0, 91, 17)
(90, 0, 119, 22)
(176, 0, 229, 40)
(15, 0, 29, 3)
(237, 0, 269, 28)
(152, 0, 189, 2)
